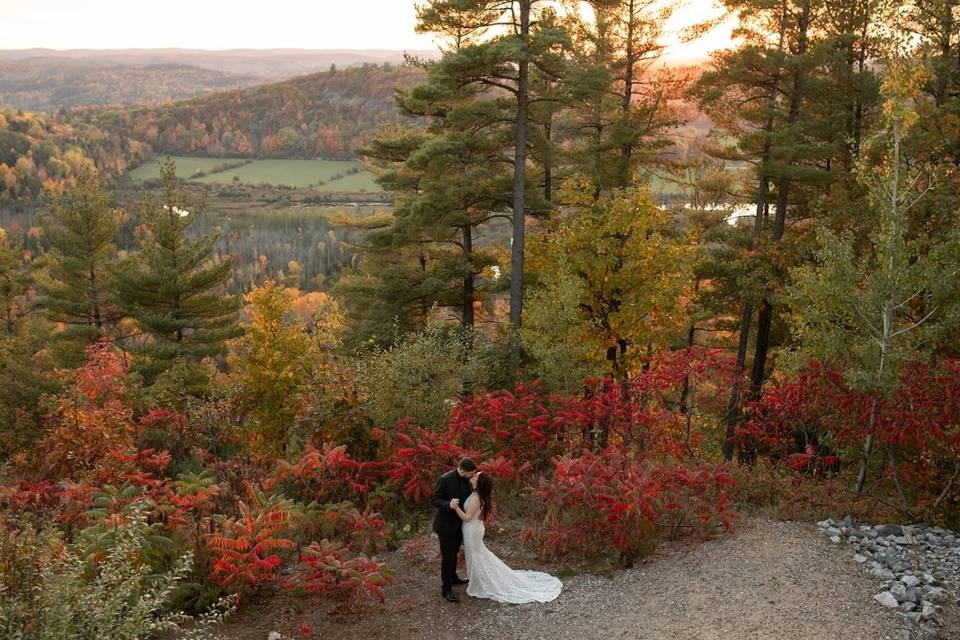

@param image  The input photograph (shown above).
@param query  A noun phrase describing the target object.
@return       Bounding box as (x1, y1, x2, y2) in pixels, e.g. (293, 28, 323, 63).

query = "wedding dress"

(461, 493, 562, 604)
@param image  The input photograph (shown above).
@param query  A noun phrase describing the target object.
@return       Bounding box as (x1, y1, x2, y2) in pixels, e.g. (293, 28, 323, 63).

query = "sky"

(0, 0, 734, 63)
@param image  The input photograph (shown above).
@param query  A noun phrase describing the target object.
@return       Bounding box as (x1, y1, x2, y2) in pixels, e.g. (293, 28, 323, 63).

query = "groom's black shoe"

(443, 591, 460, 603)
(453, 577, 469, 585)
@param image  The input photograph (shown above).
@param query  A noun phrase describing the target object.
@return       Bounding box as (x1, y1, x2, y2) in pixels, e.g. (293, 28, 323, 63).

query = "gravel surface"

(224, 518, 908, 640)
(817, 518, 960, 639)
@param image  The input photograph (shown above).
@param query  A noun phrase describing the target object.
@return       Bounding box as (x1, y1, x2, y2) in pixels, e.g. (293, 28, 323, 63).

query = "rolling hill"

(0, 49, 437, 112)
(91, 63, 425, 160)
(0, 63, 424, 202)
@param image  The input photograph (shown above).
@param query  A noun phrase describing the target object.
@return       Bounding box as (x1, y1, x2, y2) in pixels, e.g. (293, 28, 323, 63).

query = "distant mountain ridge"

(0, 59, 260, 112)
(0, 48, 437, 113)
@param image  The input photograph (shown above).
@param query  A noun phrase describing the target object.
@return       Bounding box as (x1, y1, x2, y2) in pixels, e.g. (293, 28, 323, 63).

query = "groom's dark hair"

(458, 457, 477, 472)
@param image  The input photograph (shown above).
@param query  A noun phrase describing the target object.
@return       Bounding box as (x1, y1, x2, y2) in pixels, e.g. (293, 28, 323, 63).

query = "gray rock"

(920, 603, 936, 620)
(874, 591, 900, 608)
(901, 575, 920, 587)
(876, 524, 904, 537)
(854, 554, 868, 563)
(900, 601, 917, 612)
(899, 611, 922, 624)
(925, 587, 946, 604)
(843, 514, 857, 529)
(827, 527, 842, 537)
(829, 535, 841, 544)
(891, 582, 908, 601)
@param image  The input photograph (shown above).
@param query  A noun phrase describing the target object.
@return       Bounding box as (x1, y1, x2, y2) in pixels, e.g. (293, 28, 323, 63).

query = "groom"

(431, 457, 477, 603)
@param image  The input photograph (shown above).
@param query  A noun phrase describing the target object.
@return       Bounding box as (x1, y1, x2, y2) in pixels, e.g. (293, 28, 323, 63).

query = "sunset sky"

(0, 0, 735, 63)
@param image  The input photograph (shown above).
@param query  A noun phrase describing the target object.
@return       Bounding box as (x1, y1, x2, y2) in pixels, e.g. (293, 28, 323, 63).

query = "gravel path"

(225, 518, 911, 640)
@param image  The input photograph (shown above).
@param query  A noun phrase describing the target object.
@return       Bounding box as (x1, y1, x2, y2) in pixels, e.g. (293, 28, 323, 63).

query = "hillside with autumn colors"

(93, 63, 425, 160)
(0, 63, 424, 202)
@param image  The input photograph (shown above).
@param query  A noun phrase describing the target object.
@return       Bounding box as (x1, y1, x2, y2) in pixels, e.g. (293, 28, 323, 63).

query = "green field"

(127, 156, 382, 191)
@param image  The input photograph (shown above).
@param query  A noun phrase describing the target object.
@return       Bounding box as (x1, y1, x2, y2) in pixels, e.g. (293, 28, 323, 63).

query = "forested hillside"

(0, 108, 148, 201)
(0, 59, 259, 112)
(0, 63, 424, 202)
(93, 63, 425, 159)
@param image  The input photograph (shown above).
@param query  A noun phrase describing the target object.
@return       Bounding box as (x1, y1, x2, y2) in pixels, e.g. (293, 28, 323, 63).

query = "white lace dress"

(462, 494, 562, 604)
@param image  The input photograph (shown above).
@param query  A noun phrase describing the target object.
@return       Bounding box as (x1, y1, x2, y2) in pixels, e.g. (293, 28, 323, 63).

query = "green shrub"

(0, 504, 233, 640)
(352, 322, 510, 431)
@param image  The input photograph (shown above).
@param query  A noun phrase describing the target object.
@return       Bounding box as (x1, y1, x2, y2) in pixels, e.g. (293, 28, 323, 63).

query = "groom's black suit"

(431, 469, 473, 594)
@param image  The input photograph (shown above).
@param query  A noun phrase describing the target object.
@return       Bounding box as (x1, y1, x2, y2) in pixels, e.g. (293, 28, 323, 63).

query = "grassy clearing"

(127, 156, 382, 192)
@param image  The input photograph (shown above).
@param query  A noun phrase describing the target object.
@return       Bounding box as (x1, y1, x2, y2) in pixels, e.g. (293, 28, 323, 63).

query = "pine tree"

(692, 0, 834, 459)
(39, 171, 122, 365)
(562, 0, 684, 191)
(0, 228, 34, 336)
(415, 0, 570, 330)
(115, 159, 240, 381)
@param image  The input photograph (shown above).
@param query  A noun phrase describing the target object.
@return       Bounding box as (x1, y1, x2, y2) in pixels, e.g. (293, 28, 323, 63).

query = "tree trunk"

(509, 0, 531, 330)
(619, 0, 636, 187)
(747, 0, 810, 405)
(721, 0, 788, 462)
(462, 225, 475, 330)
(543, 117, 553, 202)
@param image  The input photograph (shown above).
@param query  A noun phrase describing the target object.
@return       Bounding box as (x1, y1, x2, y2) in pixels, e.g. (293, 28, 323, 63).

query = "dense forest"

(1, 0, 959, 638)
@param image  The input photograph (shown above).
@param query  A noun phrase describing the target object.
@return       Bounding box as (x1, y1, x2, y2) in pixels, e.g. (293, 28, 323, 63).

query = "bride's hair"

(475, 473, 493, 521)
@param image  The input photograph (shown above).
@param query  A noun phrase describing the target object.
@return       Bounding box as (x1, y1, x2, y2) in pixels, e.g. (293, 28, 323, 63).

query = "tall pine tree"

(39, 171, 123, 365)
(115, 159, 240, 382)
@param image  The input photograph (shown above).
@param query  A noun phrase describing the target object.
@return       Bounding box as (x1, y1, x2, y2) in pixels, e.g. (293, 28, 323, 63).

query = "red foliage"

(272, 443, 370, 503)
(207, 482, 297, 594)
(524, 447, 736, 564)
(449, 382, 569, 470)
(41, 344, 137, 478)
(744, 358, 960, 514)
(373, 419, 475, 503)
(298, 539, 394, 612)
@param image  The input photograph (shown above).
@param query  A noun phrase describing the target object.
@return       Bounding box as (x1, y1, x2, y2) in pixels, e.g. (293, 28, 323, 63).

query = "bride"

(452, 472, 562, 604)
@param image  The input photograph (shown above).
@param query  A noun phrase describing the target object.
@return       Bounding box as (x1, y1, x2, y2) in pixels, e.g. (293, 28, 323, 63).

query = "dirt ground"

(220, 517, 958, 640)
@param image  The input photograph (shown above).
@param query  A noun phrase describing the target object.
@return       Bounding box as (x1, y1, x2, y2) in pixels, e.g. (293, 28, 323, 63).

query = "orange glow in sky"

(0, 0, 735, 62)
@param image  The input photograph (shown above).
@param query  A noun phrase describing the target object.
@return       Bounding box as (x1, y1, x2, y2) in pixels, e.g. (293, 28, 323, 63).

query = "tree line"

(341, 0, 960, 470)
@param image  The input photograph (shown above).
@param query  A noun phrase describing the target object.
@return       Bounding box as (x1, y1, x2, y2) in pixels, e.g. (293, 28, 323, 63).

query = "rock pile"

(817, 517, 958, 640)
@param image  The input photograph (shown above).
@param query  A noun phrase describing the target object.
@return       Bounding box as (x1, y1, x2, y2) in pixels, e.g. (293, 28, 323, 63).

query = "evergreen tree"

(786, 56, 960, 492)
(39, 172, 122, 365)
(561, 0, 684, 191)
(416, 0, 570, 330)
(0, 228, 34, 336)
(692, 0, 838, 459)
(115, 159, 240, 381)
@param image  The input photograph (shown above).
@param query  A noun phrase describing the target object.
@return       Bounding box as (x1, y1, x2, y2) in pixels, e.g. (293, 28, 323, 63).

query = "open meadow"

(127, 156, 382, 191)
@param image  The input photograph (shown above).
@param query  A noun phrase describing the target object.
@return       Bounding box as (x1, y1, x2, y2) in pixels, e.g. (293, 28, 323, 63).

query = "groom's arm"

(431, 474, 451, 511)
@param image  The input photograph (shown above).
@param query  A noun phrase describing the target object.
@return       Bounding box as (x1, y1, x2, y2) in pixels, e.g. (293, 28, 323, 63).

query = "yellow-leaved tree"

(524, 179, 696, 389)
(232, 279, 320, 454)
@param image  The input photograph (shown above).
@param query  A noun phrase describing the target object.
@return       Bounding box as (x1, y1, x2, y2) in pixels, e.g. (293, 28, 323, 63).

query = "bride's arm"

(453, 499, 481, 522)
